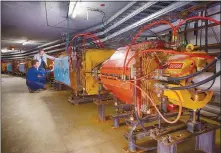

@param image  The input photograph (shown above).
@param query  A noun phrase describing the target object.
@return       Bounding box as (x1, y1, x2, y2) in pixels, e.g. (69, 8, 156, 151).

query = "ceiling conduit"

(2, 1, 191, 59)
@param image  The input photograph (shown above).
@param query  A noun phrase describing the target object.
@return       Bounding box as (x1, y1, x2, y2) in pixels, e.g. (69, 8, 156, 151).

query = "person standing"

(33, 49, 55, 72)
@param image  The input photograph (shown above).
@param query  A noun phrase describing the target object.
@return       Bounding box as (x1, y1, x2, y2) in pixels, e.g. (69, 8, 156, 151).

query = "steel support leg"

(113, 118, 120, 128)
(54, 82, 57, 90)
(128, 129, 136, 152)
(157, 141, 177, 153)
(195, 130, 215, 153)
(98, 104, 105, 121)
(58, 83, 62, 90)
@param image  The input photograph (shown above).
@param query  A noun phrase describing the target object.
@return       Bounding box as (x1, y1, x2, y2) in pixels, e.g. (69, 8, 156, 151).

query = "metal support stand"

(157, 141, 177, 153)
(53, 82, 57, 90)
(93, 95, 113, 121)
(112, 102, 133, 128)
(128, 127, 136, 152)
(98, 103, 106, 121)
(155, 122, 218, 153)
(58, 83, 62, 90)
(112, 112, 132, 128)
(113, 117, 120, 128)
(70, 94, 112, 105)
(195, 130, 215, 153)
(187, 110, 202, 133)
(53, 81, 64, 91)
(157, 129, 216, 153)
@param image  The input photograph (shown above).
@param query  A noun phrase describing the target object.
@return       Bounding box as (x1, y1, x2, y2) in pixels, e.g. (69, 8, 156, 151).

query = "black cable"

(204, 5, 208, 53)
(184, 21, 189, 45)
(199, 11, 203, 48)
(168, 70, 221, 90)
(128, 121, 156, 151)
(146, 29, 162, 41)
(196, 66, 216, 93)
(87, 8, 107, 30)
(133, 76, 148, 133)
(194, 21, 198, 46)
(167, 54, 221, 81)
(197, 77, 216, 92)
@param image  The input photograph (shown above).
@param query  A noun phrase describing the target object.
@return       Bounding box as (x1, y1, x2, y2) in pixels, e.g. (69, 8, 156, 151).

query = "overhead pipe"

(100, 1, 191, 42)
(94, 1, 158, 37)
(3, 47, 66, 60)
(2, 1, 137, 57)
(82, 1, 138, 33)
(2, 43, 66, 58)
(2, 1, 191, 59)
(2, 1, 156, 57)
(2, 39, 63, 56)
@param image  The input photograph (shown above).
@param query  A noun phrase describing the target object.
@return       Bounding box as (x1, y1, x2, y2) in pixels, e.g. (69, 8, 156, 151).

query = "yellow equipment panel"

(83, 49, 115, 95)
(1, 62, 7, 73)
(71, 49, 115, 95)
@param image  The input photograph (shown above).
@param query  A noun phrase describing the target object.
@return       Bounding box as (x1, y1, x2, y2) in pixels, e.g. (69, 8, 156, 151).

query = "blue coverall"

(26, 66, 50, 90)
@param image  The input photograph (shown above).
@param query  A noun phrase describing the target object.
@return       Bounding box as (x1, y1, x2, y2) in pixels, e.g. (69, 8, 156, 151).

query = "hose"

(68, 33, 104, 49)
(196, 77, 216, 93)
(173, 16, 221, 39)
(132, 56, 200, 82)
(125, 49, 215, 69)
(122, 20, 175, 75)
(133, 72, 149, 133)
(184, 21, 189, 44)
(123, 16, 221, 76)
(167, 54, 221, 81)
(168, 70, 221, 90)
(128, 121, 156, 151)
(129, 82, 183, 124)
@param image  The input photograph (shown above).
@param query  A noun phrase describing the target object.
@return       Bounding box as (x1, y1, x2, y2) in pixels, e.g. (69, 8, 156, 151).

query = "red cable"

(68, 32, 104, 49)
(173, 16, 221, 40)
(67, 32, 104, 71)
(123, 16, 220, 75)
(125, 49, 215, 69)
(85, 33, 104, 48)
(122, 20, 175, 75)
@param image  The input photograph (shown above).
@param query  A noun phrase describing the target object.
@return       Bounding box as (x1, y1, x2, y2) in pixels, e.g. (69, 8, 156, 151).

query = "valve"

(186, 44, 194, 52)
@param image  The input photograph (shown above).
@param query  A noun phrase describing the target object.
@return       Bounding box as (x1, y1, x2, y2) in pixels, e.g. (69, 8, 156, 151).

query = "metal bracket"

(195, 130, 215, 153)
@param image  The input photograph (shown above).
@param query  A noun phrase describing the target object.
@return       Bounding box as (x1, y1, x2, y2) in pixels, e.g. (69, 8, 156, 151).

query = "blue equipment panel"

(7, 63, 12, 72)
(54, 56, 70, 86)
(19, 63, 26, 73)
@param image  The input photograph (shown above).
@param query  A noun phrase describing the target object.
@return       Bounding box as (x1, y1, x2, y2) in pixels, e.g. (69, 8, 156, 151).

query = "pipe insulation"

(203, 104, 220, 114)
(192, 60, 220, 94)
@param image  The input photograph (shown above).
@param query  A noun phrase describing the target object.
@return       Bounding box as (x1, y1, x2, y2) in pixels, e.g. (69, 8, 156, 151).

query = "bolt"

(157, 93, 161, 98)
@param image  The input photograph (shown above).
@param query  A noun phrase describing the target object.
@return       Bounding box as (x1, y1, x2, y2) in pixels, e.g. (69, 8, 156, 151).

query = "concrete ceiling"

(1, 1, 129, 53)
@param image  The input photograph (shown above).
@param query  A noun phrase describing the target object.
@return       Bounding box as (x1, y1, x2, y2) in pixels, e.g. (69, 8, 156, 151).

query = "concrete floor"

(1, 74, 220, 153)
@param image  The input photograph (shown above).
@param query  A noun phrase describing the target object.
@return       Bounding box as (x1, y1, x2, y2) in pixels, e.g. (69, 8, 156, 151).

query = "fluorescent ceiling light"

(22, 40, 28, 45)
(1, 49, 8, 53)
(1, 48, 20, 53)
(68, 1, 90, 19)
(68, 1, 79, 18)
